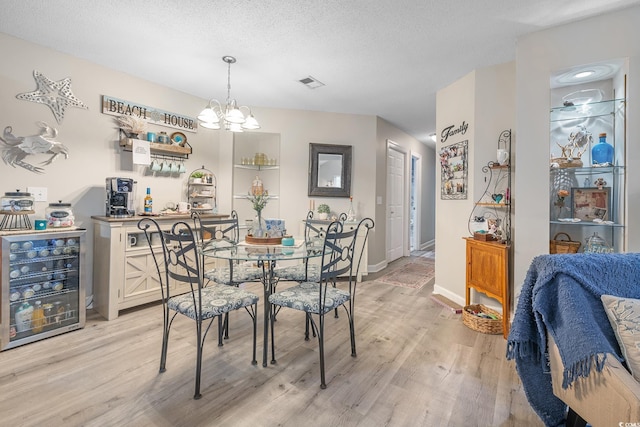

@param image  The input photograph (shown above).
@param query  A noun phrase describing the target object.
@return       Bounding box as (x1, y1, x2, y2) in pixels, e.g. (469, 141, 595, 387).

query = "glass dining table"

(199, 239, 323, 367)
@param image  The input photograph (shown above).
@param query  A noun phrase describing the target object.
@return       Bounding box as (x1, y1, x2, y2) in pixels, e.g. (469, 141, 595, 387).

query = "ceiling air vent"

(298, 76, 325, 89)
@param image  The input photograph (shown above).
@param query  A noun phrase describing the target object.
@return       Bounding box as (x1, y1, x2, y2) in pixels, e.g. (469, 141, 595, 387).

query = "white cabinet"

(232, 132, 280, 226)
(92, 214, 225, 320)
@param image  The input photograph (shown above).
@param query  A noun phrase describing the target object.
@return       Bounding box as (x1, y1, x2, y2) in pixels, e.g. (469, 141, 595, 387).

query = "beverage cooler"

(0, 228, 86, 350)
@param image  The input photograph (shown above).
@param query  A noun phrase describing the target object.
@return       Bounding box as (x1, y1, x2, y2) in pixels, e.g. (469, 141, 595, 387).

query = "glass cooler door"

(1, 229, 86, 350)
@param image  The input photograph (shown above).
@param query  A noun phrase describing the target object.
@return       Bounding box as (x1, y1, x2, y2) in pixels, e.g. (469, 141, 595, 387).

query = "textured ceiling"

(1, 0, 639, 145)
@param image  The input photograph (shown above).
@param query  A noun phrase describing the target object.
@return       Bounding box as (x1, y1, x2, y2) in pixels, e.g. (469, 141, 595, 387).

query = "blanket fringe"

(506, 340, 541, 363)
(561, 353, 607, 389)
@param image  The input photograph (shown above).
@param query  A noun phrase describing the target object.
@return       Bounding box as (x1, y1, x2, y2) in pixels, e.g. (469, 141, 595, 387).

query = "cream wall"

(374, 117, 436, 270)
(434, 62, 516, 308)
(0, 32, 434, 302)
(434, 71, 476, 304)
(514, 5, 640, 300)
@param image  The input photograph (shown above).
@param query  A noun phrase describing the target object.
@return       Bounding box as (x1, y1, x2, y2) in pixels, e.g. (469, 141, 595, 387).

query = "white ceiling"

(1, 0, 639, 145)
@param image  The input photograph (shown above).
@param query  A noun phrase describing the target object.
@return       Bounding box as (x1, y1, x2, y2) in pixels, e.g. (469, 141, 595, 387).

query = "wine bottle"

(144, 187, 153, 214)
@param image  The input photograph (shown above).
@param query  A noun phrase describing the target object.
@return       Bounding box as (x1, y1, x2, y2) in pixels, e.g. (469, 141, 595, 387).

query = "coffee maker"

(105, 177, 136, 217)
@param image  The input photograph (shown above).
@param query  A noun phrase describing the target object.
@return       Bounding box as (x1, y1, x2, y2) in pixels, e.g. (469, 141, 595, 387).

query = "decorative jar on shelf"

(591, 133, 614, 166)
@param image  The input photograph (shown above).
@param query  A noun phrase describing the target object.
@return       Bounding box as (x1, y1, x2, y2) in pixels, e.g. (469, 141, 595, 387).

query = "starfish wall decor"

(16, 70, 88, 124)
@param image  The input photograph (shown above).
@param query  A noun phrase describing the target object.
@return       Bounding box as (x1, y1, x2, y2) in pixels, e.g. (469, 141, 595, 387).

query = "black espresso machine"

(106, 177, 137, 217)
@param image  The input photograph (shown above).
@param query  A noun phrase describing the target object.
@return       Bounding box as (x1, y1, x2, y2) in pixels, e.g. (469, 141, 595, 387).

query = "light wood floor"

(0, 254, 541, 427)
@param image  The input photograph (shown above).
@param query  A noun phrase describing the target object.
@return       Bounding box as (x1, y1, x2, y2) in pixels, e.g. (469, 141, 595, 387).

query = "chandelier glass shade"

(197, 56, 260, 132)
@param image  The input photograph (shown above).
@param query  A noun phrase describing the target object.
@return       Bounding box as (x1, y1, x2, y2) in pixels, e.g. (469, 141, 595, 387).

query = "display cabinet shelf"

(234, 164, 279, 171)
(550, 98, 625, 122)
(549, 90, 626, 253)
(233, 194, 280, 200)
(232, 132, 281, 223)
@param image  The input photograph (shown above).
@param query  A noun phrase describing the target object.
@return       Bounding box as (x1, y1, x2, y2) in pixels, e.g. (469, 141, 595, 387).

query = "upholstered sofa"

(507, 253, 640, 427)
(548, 334, 640, 427)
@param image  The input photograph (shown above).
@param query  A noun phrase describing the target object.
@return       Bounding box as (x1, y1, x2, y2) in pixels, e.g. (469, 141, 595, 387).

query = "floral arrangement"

(248, 191, 269, 213)
(555, 189, 569, 208)
(114, 115, 147, 137)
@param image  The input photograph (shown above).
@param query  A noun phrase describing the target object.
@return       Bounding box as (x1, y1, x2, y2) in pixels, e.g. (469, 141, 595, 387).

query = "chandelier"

(197, 56, 260, 132)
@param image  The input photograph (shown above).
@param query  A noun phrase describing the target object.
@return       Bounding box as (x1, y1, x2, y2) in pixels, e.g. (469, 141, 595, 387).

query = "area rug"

(377, 262, 435, 290)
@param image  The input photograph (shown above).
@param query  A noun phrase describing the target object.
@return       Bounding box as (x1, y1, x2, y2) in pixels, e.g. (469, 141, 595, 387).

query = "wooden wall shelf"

(119, 137, 192, 158)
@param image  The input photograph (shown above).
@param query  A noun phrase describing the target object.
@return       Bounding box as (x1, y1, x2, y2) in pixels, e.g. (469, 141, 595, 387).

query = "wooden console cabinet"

(464, 237, 510, 338)
(92, 214, 225, 320)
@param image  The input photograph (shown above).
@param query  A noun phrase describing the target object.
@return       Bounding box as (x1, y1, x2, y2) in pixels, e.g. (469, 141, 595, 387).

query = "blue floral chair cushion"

(273, 263, 321, 282)
(168, 285, 259, 319)
(268, 282, 350, 315)
(204, 262, 263, 285)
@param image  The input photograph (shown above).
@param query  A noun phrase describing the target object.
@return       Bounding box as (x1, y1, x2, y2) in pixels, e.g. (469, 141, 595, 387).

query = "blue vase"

(592, 133, 613, 166)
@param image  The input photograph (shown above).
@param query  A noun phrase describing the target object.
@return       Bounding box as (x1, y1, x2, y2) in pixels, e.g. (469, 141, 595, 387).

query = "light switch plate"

(27, 186, 47, 202)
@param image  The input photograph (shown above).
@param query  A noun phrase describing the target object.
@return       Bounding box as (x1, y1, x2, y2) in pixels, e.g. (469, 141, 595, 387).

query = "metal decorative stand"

(467, 129, 512, 243)
(0, 211, 34, 230)
(187, 166, 217, 213)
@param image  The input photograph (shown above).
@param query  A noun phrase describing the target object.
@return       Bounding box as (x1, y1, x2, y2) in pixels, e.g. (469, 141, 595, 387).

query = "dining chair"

(138, 218, 259, 400)
(191, 211, 263, 340)
(273, 211, 347, 283)
(273, 211, 347, 339)
(268, 217, 374, 389)
(191, 210, 263, 287)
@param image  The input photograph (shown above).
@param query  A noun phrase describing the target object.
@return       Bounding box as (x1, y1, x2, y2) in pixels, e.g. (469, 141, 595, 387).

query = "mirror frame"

(308, 143, 352, 197)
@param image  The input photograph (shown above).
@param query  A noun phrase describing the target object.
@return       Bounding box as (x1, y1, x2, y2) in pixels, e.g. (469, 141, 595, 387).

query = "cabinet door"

(2, 231, 86, 350)
(466, 241, 507, 300)
(122, 250, 164, 307)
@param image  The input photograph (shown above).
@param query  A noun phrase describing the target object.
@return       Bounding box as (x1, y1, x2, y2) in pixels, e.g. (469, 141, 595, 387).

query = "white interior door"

(387, 144, 406, 262)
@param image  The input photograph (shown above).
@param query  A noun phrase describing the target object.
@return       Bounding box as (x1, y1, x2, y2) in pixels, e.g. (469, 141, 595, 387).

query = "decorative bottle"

(144, 187, 153, 214)
(251, 175, 264, 196)
(15, 301, 34, 333)
(591, 133, 613, 166)
(347, 197, 356, 221)
(31, 301, 45, 333)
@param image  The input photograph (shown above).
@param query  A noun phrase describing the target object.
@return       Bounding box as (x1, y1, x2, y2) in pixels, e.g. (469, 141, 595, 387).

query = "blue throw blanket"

(506, 253, 640, 427)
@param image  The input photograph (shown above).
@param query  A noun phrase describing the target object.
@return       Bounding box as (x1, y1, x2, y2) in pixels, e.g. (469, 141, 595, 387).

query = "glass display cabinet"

(549, 97, 626, 253)
(1, 228, 86, 350)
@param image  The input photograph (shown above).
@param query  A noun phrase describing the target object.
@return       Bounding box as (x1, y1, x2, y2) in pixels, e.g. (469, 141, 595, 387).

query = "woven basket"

(462, 304, 503, 335)
(550, 232, 581, 254)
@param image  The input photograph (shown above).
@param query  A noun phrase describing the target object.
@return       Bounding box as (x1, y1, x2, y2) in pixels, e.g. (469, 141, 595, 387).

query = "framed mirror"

(308, 143, 352, 197)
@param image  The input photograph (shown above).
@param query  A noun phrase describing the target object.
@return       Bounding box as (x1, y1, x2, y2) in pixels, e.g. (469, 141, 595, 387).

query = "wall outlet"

(27, 186, 47, 202)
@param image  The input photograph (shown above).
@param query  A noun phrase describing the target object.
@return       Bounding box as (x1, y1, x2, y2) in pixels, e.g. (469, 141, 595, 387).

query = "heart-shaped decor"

(491, 193, 503, 203)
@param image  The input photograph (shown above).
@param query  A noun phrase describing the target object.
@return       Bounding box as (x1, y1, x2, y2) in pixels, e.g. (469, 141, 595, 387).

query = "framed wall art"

(439, 140, 468, 199)
(571, 187, 610, 221)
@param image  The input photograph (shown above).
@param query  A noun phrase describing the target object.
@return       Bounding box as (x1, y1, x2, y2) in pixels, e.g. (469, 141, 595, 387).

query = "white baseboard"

(368, 260, 388, 273)
(433, 284, 465, 307)
(433, 284, 504, 314)
(420, 239, 435, 251)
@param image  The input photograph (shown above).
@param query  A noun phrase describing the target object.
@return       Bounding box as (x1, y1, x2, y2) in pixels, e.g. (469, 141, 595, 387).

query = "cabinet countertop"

(91, 213, 228, 223)
(0, 226, 85, 237)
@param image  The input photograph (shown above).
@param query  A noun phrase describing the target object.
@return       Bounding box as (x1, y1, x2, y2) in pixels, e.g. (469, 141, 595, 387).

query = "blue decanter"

(591, 132, 613, 166)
